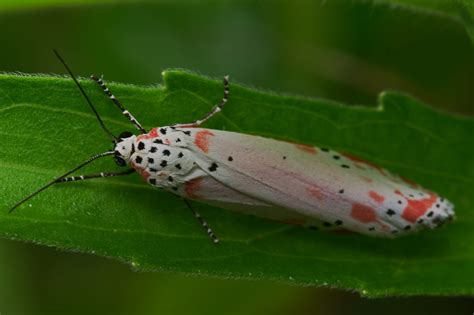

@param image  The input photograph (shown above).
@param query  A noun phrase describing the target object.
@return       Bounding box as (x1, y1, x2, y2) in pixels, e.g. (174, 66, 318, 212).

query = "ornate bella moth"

(10, 51, 455, 243)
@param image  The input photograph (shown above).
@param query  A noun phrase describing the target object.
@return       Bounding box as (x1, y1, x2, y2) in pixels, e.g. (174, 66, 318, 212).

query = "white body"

(115, 127, 454, 237)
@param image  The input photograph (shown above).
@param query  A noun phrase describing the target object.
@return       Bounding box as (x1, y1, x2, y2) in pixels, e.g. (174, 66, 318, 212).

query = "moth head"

(113, 131, 135, 166)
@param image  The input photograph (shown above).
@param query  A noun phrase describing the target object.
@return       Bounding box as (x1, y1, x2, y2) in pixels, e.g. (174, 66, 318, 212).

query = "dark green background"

(0, 1, 472, 314)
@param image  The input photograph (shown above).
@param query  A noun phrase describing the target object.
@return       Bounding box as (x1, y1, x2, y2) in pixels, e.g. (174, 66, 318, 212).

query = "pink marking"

(194, 130, 215, 153)
(369, 191, 385, 204)
(185, 177, 204, 199)
(395, 190, 438, 223)
(141, 170, 150, 181)
(137, 128, 159, 141)
(306, 186, 323, 200)
(351, 203, 377, 223)
(132, 163, 150, 181)
(295, 144, 317, 154)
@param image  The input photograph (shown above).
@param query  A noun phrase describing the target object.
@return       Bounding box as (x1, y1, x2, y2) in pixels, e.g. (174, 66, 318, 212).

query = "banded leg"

(55, 169, 135, 183)
(184, 199, 219, 244)
(174, 76, 229, 128)
(90, 75, 147, 134)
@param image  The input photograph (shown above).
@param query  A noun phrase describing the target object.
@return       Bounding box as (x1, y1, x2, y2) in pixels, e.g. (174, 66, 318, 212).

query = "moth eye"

(119, 131, 133, 139)
(114, 153, 126, 166)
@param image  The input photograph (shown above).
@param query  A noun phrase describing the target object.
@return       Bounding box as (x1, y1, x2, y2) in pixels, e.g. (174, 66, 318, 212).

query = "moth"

(10, 51, 455, 243)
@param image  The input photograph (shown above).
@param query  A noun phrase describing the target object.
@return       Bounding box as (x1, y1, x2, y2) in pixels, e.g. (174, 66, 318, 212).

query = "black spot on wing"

(208, 163, 218, 172)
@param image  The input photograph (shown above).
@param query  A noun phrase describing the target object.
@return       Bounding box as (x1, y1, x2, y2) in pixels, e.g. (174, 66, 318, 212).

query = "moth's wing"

(181, 170, 326, 228)
(181, 128, 454, 237)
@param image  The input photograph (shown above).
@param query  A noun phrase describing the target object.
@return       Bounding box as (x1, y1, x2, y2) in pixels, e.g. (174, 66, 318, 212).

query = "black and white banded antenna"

(53, 49, 117, 141)
(9, 51, 137, 213)
(9, 151, 116, 213)
(90, 75, 147, 134)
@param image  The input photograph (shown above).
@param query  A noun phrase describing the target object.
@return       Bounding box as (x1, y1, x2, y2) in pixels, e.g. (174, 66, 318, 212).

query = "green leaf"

(0, 70, 473, 297)
(383, 0, 474, 43)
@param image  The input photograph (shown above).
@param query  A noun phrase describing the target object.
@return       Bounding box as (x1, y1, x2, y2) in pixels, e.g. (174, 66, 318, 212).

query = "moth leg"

(56, 169, 135, 183)
(90, 75, 147, 134)
(183, 199, 219, 244)
(174, 76, 229, 128)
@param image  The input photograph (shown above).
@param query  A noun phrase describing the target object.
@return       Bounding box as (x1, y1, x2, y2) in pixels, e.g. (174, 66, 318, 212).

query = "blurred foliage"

(0, 0, 472, 314)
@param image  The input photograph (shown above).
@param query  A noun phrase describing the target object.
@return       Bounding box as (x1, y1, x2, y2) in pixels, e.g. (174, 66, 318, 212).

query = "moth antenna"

(53, 49, 117, 141)
(90, 75, 147, 133)
(9, 151, 115, 213)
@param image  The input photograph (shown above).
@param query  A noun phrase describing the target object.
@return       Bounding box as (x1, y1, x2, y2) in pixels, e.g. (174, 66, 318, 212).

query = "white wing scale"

(129, 127, 454, 238)
(179, 128, 454, 237)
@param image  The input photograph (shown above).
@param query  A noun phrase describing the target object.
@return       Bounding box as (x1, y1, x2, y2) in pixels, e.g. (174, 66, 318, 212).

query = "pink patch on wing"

(136, 128, 159, 141)
(185, 177, 204, 199)
(369, 190, 385, 204)
(134, 166, 150, 181)
(130, 160, 150, 180)
(194, 130, 215, 153)
(395, 190, 438, 223)
(306, 186, 323, 200)
(294, 143, 317, 154)
(351, 203, 377, 223)
(141, 170, 151, 181)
